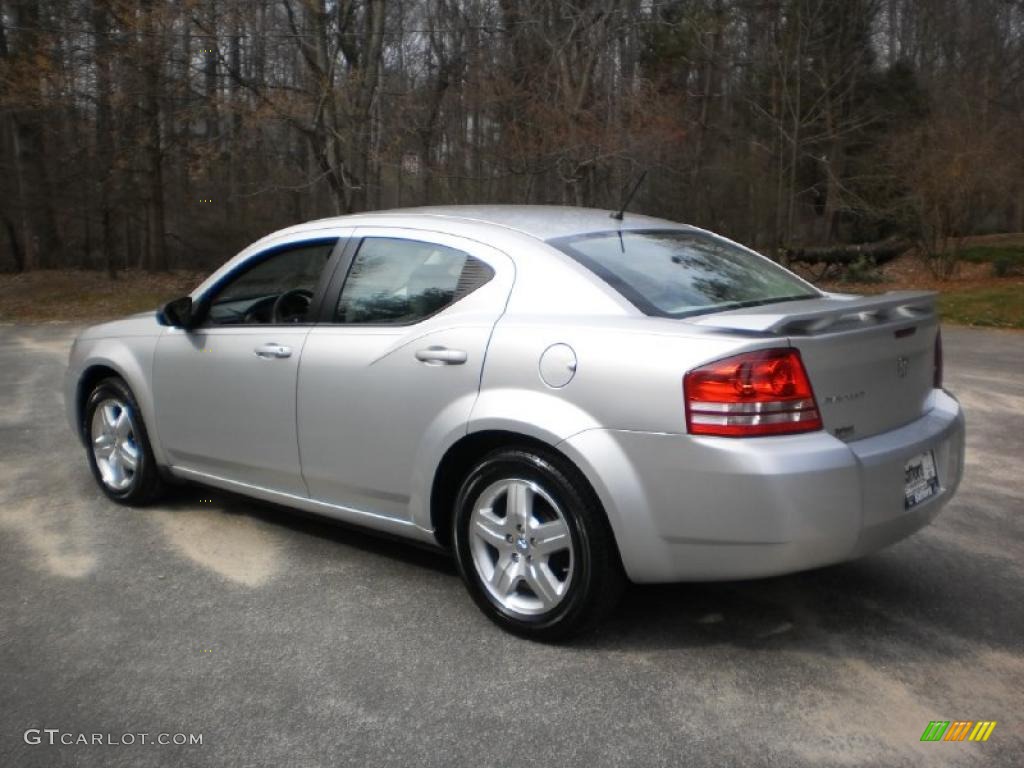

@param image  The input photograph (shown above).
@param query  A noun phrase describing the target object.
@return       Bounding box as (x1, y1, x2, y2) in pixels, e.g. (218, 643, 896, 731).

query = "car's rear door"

(152, 235, 347, 495)
(296, 228, 514, 522)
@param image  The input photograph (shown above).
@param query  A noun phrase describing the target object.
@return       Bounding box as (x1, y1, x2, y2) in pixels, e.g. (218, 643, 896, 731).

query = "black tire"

(452, 446, 624, 640)
(83, 376, 165, 505)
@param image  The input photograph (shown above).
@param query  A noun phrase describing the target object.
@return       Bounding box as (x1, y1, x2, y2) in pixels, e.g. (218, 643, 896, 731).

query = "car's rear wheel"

(84, 377, 164, 505)
(453, 446, 624, 640)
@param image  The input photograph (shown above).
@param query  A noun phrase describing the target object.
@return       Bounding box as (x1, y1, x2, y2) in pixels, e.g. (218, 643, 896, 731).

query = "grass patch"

(0, 270, 202, 323)
(939, 285, 1024, 329)
(958, 245, 1024, 266)
(957, 245, 1024, 277)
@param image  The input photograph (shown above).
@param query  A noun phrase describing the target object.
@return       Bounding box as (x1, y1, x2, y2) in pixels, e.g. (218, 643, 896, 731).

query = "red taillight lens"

(684, 348, 823, 437)
(934, 330, 943, 389)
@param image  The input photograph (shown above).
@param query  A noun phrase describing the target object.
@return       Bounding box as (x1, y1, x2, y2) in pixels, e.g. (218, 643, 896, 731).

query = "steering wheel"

(272, 288, 314, 324)
(241, 296, 275, 324)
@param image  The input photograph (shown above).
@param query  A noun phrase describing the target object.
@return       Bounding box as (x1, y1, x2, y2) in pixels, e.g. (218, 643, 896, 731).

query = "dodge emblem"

(896, 356, 909, 378)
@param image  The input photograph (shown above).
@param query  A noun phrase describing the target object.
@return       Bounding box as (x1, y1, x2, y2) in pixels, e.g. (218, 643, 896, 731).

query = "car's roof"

(295, 205, 691, 242)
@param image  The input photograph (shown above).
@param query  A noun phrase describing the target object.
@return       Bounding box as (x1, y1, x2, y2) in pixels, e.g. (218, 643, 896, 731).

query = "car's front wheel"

(84, 377, 164, 505)
(453, 446, 624, 640)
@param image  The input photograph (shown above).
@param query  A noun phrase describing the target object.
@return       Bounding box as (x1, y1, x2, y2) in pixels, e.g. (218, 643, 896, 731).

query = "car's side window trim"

(195, 236, 348, 328)
(315, 235, 363, 324)
(316, 233, 495, 327)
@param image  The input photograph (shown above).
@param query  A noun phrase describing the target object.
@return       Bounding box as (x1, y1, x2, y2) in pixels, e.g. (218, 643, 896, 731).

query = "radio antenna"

(610, 170, 647, 221)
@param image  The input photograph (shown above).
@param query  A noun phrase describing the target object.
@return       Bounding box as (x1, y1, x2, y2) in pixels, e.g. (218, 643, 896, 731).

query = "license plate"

(904, 450, 940, 509)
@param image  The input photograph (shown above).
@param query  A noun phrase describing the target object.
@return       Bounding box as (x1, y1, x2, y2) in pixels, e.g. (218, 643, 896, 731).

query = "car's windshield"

(549, 230, 818, 318)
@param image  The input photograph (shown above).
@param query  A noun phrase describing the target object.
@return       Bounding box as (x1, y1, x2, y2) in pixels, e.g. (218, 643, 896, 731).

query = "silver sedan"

(65, 206, 965, 638)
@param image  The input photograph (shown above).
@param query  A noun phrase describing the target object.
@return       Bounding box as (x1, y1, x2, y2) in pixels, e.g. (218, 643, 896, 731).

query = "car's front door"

(296, 228, 514, 522)
(153, 236, 343, 495)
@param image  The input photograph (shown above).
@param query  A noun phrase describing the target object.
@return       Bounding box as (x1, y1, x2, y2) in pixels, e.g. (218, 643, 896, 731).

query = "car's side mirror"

(161, 296, 197, 330)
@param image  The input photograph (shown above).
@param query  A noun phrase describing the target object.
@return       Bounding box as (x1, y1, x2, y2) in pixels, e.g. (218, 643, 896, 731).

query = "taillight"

(934, 330, 943, 389)
(684, 348, 823, 437)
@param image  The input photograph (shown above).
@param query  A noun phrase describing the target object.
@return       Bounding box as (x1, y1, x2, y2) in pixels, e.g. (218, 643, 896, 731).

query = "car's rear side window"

(334, 237, 494, 324)
(549, 230, 818, 318)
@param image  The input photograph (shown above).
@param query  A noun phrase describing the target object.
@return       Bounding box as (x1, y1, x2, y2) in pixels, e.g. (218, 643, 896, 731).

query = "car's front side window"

(205, 240, 336, 325)
(334, 237, 493, 324)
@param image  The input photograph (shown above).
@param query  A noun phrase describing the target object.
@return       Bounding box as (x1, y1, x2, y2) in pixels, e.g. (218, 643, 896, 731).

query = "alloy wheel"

(468, 478, 575, 617)
(90, 398, 140, 492)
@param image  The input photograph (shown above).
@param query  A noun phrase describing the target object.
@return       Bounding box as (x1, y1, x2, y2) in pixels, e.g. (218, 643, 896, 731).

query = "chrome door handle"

(254, 343, 292, 359)
(415, 346, 467, 365)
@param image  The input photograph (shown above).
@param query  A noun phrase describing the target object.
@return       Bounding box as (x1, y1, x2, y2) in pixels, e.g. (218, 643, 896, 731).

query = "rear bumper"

(558, 389, 965, 583)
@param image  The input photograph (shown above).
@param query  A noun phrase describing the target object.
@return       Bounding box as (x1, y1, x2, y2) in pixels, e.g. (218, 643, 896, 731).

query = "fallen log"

(783, 237, 910, 267)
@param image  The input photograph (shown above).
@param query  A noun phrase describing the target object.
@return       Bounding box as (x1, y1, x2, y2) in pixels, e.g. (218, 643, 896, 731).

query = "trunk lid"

(689, 292, 939, 441)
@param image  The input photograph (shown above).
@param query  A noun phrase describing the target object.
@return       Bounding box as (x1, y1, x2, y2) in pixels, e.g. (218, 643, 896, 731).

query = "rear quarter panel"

(472, 315, 787, 438)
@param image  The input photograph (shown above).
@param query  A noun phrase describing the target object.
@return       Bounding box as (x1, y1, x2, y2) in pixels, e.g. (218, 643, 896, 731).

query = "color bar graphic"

(968, 722, 997, 742)
(921, 720, 996, 743)
(943, 721, 972, 741)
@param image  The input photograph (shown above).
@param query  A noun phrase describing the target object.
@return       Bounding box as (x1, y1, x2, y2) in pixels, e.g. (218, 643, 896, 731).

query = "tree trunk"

(142, 4, 168, 271)
(93, 0, 116, 278)
(348, 0, 386, 212)
(4, 216, 24, 273)
(9, 0, 60, 269)
(228, 11, 243, 220)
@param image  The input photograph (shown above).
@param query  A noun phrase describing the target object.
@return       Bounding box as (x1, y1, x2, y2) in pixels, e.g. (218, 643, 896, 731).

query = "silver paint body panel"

(65, 206, 965, 582)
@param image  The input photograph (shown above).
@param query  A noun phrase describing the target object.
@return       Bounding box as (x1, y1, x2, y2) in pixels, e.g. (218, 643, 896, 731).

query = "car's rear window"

(549, 230, 818, 318)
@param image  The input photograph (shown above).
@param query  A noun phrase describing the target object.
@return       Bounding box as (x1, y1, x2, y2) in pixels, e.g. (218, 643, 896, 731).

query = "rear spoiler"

(689, 291, 937, 335)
